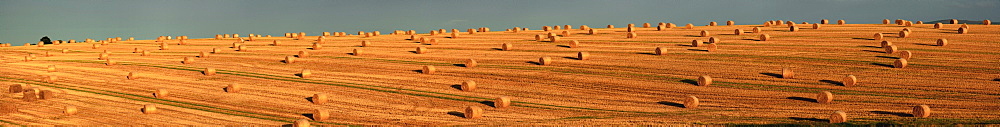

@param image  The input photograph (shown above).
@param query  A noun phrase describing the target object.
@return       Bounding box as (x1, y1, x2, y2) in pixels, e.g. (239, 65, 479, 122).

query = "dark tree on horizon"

(40, 36, 52, 44)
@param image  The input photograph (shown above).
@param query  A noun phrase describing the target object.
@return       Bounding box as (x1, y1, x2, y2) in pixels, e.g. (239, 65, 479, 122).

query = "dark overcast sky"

(1, 0, 997, 45)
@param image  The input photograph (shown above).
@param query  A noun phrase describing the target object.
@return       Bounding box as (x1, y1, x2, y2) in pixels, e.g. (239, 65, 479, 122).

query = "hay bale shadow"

(675, 44, 693, 47)
(490, 48, 503, 51)
(680, 79, 699, 86)
(450, 85, 463, 91)
(687, 49, 709, 52)
(223, 87, 232, 93)
(851, 37, 875, 40)
(858, 45, 879, 48)
(412, 70, 423, 73)
(556, 45, 571, 48)
(408, 51, 419, 54)
(788, 117, 828, 122)
(480, 101, 497, 108)
(683, 35, 700, 37)
(562, 57, 580, 60)
(294, 73, 305, 78)
(656, 101, 685, 108)
(453, 64, 467, 67)
(760, 73, 783, 78)
(301, 113, 318, 120)
(870, 111, 913, 117)
(280, 124, 294, 127)
(871, 63, 895, 68)
(281, 60, 292, 63)
(819, 80, 843, 86)
(993, 78, 1000, 82)
(447, 111, 465, 118)
(786, 97, 816, 103)
(914, 43, 936, 46)
(526, 61, 541, 65)
(635, 52, 658, 55)
(304, 97, 315, 103)
(876, 56, 900, 59)
(862, 50, 886, 53)
(346, 53, 356, 55)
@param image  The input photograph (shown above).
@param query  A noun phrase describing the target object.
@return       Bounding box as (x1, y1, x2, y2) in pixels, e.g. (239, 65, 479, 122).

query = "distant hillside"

(925, 19, 991, 25)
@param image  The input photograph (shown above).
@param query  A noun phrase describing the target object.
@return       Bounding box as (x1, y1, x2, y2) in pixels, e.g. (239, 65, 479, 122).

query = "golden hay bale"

(577, 52, 590, 60)
(627, 26, 635, 32)
(364, 33, 373, 37)
(547, 32, 557, 38)
(709, 22, 717, 26)
(352, 49, 362, 56)
(461, 80, 477, 92)
(133, 48, 143, 53)
(899, 31, 910, 38)
(92, 44, 100, 49)
(300, 69, 312, 78)
(700, 30, 710, 37)
(160, 43, 169, 50)
(64, 106, 78, 116)
(543, 26, 551, 31)
(933, 23, 943, 29)
(627, 23, 635, 28)
(725, 20, 735, 26)
(464, 59, 477, 68)
(143, 104, 158, 114)
(884, 45, 898, 54)
(313, 109, 330, 121)
(553, 25, 561, 30)
(782, 66, 794, 79)
(429, 30, 438, 35)
(580, 25, 589, 30)
(212, 48, 222, 54)
(763, 21, 772, 27)
(285, 56, 296, 64)
(502, 43, 512, 51)
(604, 25, 614, 28)
(539, 56, 552, 65)
(216, 34, 224, 39)
(684, 96, 699, 108)
(643, 23, 651, 28)
(416, 47, 428, 54)
(960, 24, 969, 29)
(916, 21, 924, 24)
(312, 43, 322, 50)
(984, 20, 992, 25)
(893, 59, 908, 68)
(184, 57, 195, 64)
(465, 106, 483, 119)
(422, 65, 436, 74)
(843, 75, 857, 86)
(820, 19, 829, 24)
(789, 26, 799, 32)
(685, 24, 694, 29)
(298, 51, 310, 58)
(882, 19, 891, 24)
(142, 51, 150, 56)
(936, 39, 948, 46)
(22, 90, 38, 102)
(951, 19, 959, 24)
(495, 96, 511, 108)
(697, 75, 712, 86)
(691, 40, 703, 47)
(874, 33, 884, 40)
(47, 65, 56, 72)
(232, 42, 241, 48)
(428, 39, 439, 45)
(40, 90, 56, 99)
(734, 29, 744, 35)
(708, 37, 720, 44)
(588, 29, 597, 35)
(751, 27, 762, 33)
(657, 25, 666, 31)
(895, 19, 904, 25)
(127, 72, 139, 80)
(310, 93, 328, 105)
(200, 51, 209, 58)
(8, 84, 24, 93)
(880, 41, 893, 48)
(627, 32, 637, 39)
(707, 43, 718, 52)
(105, 59, 116, 66)
(322, 32, 331, 36)
(759, 34, 771, 41)
(817, 91, 833, 104)
(561, 30, 570, 37)
(294, 119, 310, 127)
(830, 111, 847, 123)
(564, 25, 572, 29)
(913, 105, 931, 118)
(902, 28, 911, 33)
(155, 89, 169, 98)
(569, 40, 580, 48)
(549, 36, 560, 42)
(904, 21, 912, 26)
(655, 47, 666, 55)
(667, 23, 676, 28)
(813, 23, 821, 29)
(0, 104, 17, 113)
(899, 50, 912, 60)
(958, 27, 968, 34)
(225, 84, 241, 93)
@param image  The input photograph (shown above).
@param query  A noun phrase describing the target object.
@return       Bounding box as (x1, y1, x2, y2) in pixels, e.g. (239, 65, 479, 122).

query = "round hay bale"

(64, 106, 78, 116)
(691, 40, 703, 47)
(184, 57, 195, 64)
(657, 25, 666, 31)
(8, 84, 24, 93)
(226, 84, 240, 93)
(213, 48, 222, 53)
(726, 21, 735, 26)
(535, 35, 545, 41)
(899, 31, 910, 38)
(352, 49, 362, 56)
(40, 90, 56, 99)
(159, 43, 169, 50)
(106, 59, 116, 66)
(553, 25, 561, 30)
(916, 21, 924, 24)
(781, 66, 794, 79)
(143, 104, 158, 114)
(501, 43, 512, 51)
(752, 27, 761, 33)
(697, 75, 712, 86)
(461, 80, 477, 92)
(902, 28, 911, 33)
(764, 21, 772, 27)
(667, 23, 676, 28)
(843, 75, 858, 86)
(643, 23, 651, 28)
(301, 69, 312, 78)
(142, 51, 150, 56)
(789, 26, 799, 32)
(561, 30, 570, 37)
(684, 96, 699, 108)
(913, 105, 931, 118)
(22, 90, 38, 102)
(0, 104, 16, 114)
(655, 47, 666, 55)
(759, 34, 771, 41)
(464, 106, 483, 119)
(416, 47, 428, 54)
(936, 39, 948, 46)
(204, 68, 216, 76)
(627, 26, 635, 32)
(820, 19, 829, 24)
(313, 109, 329, 121)
(495, 96, 511, 108)
(361, 41, 372, 47)
(467, 29, 476, 34)
(874, 33, 884, 40)
(880, 41, 893, 48)
(312, 43, 322, 50)
(700, 30, 710, 37)
(428, 39, 439, 45)
(465, 59, 477, 68)
(883, 19, 891, 24)
(451, 33, 458, 38)
(607, 25, 614, 28)
(298, 51, 310, 58)
(813, 23, 821, 29)
(294, 119, 310, 127)
(685, 24, 694, 29)
(312, 93, 327, 104)
(92, 44, 100, 49)
(285, 56, 296, 64)
(564, 25, 572, 29)
(155, 89, 169, 98)
(950, 19, 959, 24)
(904, 21, 913, 26)
(709, 22, 717, 26)
(127, 72, 139, 80)
(899, 50, 912, 60)
(580, 25, 589, 30)
(734, 29, 744, 35)
(933, 23, 943, 29)
(627, 32, 637, 38)
(895, 19, 904, 25)
(539, 57, 552, 65)
(984, 20, 992, 25)
(884, 45, 898, 54)
(45, 75, 58, 83)
(549, 36, 560, 42)
(577, 52, 589, 60)
(47, 65, 57, 72)
(817, 91, 833, 104)
(708, 37, 720, 44)
(830, 111, 847, 123)
(200, 51, 209, 58)
(62, 49, 69, 53)
(893, 59, 908, 68)
(958, 27, 968, 34)
(543, 26, 552, 31)
(423, 65, 436, 74)
(588, 29, 596, 35)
